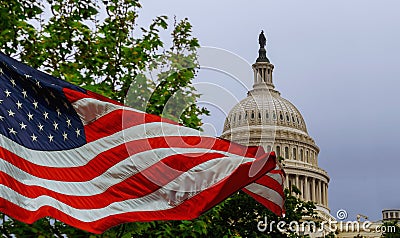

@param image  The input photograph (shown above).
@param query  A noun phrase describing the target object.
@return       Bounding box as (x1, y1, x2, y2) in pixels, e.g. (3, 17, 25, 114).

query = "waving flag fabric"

(243, 164, 285, 216)
(0, 52, 284, 233)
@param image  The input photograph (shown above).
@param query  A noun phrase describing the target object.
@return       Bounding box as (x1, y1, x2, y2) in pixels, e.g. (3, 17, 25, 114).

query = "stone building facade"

(220, 32, 331, 219)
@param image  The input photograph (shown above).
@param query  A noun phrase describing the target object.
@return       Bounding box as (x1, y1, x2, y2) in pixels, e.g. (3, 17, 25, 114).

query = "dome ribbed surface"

(223, 91, 308, 133)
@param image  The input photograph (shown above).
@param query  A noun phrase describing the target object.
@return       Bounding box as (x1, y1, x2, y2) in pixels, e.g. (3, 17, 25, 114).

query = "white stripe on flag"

(245, 183, 284, 207)
(72, 97, 142, 125)
(1, 157, 256, 222)
(266, 172, 283, 185)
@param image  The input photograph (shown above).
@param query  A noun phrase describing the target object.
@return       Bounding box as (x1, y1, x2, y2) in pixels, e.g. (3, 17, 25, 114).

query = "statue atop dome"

(259, 30, 267, 49)
(256, 30, 269, 63)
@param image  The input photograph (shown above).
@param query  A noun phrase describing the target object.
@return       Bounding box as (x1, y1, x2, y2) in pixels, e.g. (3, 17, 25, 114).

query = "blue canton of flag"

(0, 55, 86, 150)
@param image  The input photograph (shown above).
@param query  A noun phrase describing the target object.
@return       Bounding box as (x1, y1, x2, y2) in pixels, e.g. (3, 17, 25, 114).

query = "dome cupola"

(222, 30, 309, 138)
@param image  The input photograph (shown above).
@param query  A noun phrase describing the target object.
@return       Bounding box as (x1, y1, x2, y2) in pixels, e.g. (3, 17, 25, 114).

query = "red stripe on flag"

(83, 109, 185, 142)
(63, 88, 123, 106)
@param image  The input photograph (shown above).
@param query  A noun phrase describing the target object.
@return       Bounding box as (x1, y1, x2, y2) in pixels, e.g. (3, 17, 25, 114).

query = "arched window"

(258, 112, 261, 119)
(286, 114, 290, 122)
(280, 112, 284, 121)
(266, 111, 269, 119)
(285, 147, 289, 159)
(306, 151, 309, 163)
(244, 112, 248, 119)
(251, 111, 255, 119)
(311, 152, 314, 164)
(300, 149, 304, 161)
(273, 112, 277, 120)
(276, 146, 281, 158)
(293, 148, 297, 160)
(267, 145, 271, 152)
(311, 152, 314, 163)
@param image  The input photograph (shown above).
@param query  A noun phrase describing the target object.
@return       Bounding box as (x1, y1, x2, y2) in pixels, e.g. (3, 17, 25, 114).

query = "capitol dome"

(221, 31, 331, 220)
(223, 89, 308, 134)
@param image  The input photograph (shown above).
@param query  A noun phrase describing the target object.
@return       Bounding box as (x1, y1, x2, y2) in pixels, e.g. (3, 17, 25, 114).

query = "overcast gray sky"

(137, 0, 400, 221)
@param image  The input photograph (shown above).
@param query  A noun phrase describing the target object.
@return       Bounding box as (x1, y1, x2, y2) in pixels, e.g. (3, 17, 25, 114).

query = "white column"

(315, 180, 318, 204)
(263, 67, 266, 82)
(321, 181, 324, 205)
(311, 178, 316, 203)
(285, 174, 289, 189)
(304, 176, 309, 201)
(269, 66, 272, 84)
(325, 183, 329, 206)
(300, 177, 304, 200)
(261, 67, 265, 82)
(321, 182, 324, 206)
(319, 180, 323, 205)
(295, 175, 299, 198)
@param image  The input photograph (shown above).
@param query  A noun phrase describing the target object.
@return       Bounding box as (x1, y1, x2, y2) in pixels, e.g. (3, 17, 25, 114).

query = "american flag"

(0, 52, 284, 233)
